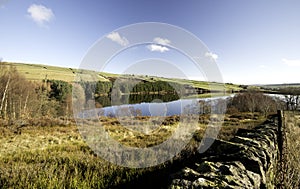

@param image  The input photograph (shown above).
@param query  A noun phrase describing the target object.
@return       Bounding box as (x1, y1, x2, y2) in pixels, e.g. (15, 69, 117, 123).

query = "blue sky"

(0, 0, 300, 84)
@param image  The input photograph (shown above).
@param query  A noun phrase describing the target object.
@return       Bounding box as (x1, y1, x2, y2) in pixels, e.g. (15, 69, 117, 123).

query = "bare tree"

(229, 89, 278, 116)
(258, 94, 276, 117)
(0, 64, 40, 121)
(280, 87, 300, 111)
(0, 75, 10, 118)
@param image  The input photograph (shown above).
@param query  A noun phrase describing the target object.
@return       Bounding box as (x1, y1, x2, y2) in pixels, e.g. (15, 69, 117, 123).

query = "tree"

(45, 80, 72, 117)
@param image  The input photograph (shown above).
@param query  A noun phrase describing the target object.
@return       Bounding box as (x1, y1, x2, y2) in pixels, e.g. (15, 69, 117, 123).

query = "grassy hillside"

(7, 62, 109, 82)
(4, 62, 242, 92)
(9, 62, 76, 82)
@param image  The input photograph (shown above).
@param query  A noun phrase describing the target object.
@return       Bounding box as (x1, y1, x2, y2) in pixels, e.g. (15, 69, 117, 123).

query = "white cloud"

(205, 52, 218, 61)
(27, 4, 54, 26)
(106, 32, 129, 46)
(282, 58, 300, 67)
(153, 37, 171, 46)
(146, 37, 171, 53)
(147, 44, 169, 53)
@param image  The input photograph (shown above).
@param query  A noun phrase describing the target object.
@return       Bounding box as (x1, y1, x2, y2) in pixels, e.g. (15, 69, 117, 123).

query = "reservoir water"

(95, 95, 232, 117)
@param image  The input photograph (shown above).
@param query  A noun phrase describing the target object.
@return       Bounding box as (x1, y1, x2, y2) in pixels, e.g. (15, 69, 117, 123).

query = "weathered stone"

(168, 122, 278, 189)
(169, 179, 192, 189)
(192, 177, 218, 189)
(170, 167, 201, 181)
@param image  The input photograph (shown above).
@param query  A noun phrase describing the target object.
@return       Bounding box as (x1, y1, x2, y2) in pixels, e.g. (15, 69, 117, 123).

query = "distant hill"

(259, 83, 300, 89)
(1, 62, 242, 92)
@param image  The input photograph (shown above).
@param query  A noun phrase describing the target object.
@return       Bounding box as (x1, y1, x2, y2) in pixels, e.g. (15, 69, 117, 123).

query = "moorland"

(0, 62, 299, 188)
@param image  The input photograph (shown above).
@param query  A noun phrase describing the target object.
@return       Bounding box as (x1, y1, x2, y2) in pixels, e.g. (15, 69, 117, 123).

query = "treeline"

(81, 78, 186, 100)
(75, 80, 184, 110)
(95, 93, 179, 107)
(94, 80, 186, 96)
(130, 80, 183, 94)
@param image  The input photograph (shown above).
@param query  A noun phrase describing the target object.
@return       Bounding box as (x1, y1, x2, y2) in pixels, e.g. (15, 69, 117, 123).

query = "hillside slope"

(3, 62, 242, 92)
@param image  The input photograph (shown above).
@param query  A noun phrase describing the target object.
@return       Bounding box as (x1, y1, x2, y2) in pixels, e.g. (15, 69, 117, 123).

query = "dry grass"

(218, 113, 266, 140)
(0, 113, 264, 188)
(101, 116, 187, 148)
(283, 111, 300, 188)
(0, 125, 142, 188)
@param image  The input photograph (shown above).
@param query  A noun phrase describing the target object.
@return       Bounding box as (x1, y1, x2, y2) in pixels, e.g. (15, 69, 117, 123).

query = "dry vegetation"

(0, 114, 266, 188)
(0, 124, 142, 188)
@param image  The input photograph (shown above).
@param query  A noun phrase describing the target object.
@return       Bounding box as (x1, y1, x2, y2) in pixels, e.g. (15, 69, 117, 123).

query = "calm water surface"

(97, 95, 232, 117)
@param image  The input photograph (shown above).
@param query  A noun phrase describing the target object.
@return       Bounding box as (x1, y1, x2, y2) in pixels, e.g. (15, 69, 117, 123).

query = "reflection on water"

(92, 94, 230, 117)
(99, 99, 198, 117)
(76, 93, 232, 119)
(95, 93, 179, 107)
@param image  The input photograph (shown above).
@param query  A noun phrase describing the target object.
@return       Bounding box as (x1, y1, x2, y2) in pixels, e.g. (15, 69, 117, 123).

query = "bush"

(228, 90, 278, 116)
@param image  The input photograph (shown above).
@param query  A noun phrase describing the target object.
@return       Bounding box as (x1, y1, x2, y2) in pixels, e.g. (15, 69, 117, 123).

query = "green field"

(7, 62, 108, 82)
(9, 62, 77, 82)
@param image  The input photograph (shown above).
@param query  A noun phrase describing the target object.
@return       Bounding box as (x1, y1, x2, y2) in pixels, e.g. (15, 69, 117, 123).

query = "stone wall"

(169, 120, 278, 189)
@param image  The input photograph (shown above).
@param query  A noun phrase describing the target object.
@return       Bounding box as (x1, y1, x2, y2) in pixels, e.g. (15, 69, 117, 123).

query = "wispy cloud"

(282, 58, 300, 67)
(27, 4, 54, 27)
(205, 52, 218, 61)
(106, 32, 129, 46)
(147, 44, 169, 53)
(147, 37, 171, 53)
